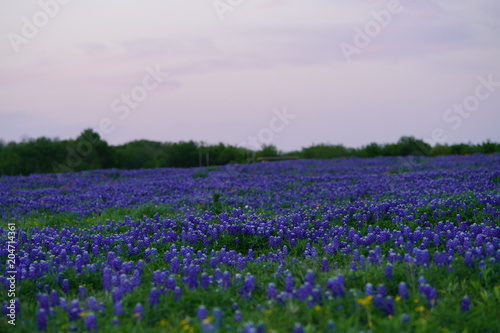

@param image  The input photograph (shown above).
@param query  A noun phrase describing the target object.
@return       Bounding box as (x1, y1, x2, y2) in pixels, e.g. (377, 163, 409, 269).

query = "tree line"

(0, 129, 498, 176)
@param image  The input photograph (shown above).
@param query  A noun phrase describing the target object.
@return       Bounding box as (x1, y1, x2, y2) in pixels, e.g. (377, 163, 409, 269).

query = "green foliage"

(256, 144, 279, 158)
(0, 131, 499, 176)
(301, 144, 350, 159)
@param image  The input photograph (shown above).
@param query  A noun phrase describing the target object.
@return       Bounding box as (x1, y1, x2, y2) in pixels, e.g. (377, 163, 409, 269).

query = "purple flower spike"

(85, 312, 98, 331)
(197, 305, 208, 321)
(365, 283, 373, 296)
(174, 286, 182, 301)
(50, 290, 59, 306)
(285, 274, 294, 293)
(78, 285, 87, 300)
(267, 283, 277, 300)
(461, 296, 471, 312)
(305, 270, 315, 285)
(402, 314, 410, 323)
(212, 307, 223, 329)
(37, 308, 47, 331)
(62, 279, 70, 293)
(234, 310, 242, 322)
(39, 294, 49, 311)
(133, 303, 143, 320)
(385, 264, 393, 280)
(398, 282, 409, 300)
(200, 273, 210, 290)
(321, 258, 330, 272)
(149, 288, 160, 306)
(293, 323, 305, 333)
(113, 301, 123, 316)
(385, 296, 394, 316)
(87, 297, 99, 311)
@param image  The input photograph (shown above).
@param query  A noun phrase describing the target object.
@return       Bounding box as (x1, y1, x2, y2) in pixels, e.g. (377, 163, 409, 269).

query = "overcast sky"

(1, 0, 499, 151)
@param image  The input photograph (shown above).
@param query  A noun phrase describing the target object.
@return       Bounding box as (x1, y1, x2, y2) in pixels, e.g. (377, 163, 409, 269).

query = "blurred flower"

(85, 312, 98, 331)
(357, 295, 373, 307)
(461, 296, 471, 312)
(37, 308, 47, 331)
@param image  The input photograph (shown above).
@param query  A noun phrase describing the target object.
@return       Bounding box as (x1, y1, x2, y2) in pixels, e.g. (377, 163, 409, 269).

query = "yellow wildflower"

(357, 295, 373, 306)
(415, 306, 425, 313)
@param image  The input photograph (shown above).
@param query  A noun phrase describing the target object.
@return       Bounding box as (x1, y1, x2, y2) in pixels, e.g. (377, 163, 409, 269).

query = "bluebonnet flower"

(285, 273, 294, 293)
(174, 286, 182, 301)
(239, 274, 256, 299)
(296, 284, 310, 301)
(85, 312, 98, 331)
(87, 297, 100, 311)
(39, 294, 49, 311)
(305, 270, 315, 285)
(461, 296, 471, 312)
(133, 303, 143, 320)
(402, 313, 410, 323)
(267, 283, 277, 300)
(365, 283, 373, 296)
(78, 285, 86, 300)
(327, 275, 345, 298)
(62, 279, 70, 293)
(385, 296, 394, 316)
(149, 288, 160, 306)
(170, 257, 180, 274)
(222, 271, 232, 288)
(326, 320, 335, 332)
(385, 264, 393, 280)
(293, 323, 305, 333)
(37, 308, 47, 331)
(398, 282, 409, 300)
(374, 294, 385, 311)
(198, 305, 208, 321)
(113, 301, 123, 316)
(49, 290, 59, 306)
(212, 307, 223, 329)
(234, 310, 242, 322)
(376, 284, 386, 297)
(102, 267, 112, 291)
(200, 273, 210, 290)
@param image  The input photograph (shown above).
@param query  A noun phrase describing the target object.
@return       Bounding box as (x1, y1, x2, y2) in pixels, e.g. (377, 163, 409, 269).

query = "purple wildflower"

(385, 264, 393, 280)
(461, 296, 471, 312)
(267, 283, 277, 300)
(398, 282, 409, 300)
(133, 303, 143, 320)
(85, 313, 98, 331)
(149, 288, 160, 306)
(37, 308, 47, 331)
(197, 305, 208, 321)
(174, 286, 182, 301)
(62, 279, 70, 293)
(212, 307, 223, 329)
(293, 323, 305, 333)
(113, 301, 123, 316)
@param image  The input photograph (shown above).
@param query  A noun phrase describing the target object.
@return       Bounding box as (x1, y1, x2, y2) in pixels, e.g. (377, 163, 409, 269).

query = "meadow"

(1, 154, 499, 332)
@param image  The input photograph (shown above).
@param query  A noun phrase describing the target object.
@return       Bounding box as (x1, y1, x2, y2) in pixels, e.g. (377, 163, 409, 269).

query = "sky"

(1, 0, 499, 152)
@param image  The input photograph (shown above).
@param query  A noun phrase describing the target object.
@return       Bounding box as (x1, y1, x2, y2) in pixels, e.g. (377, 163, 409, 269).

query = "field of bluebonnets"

(1, 154, 499, 332)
